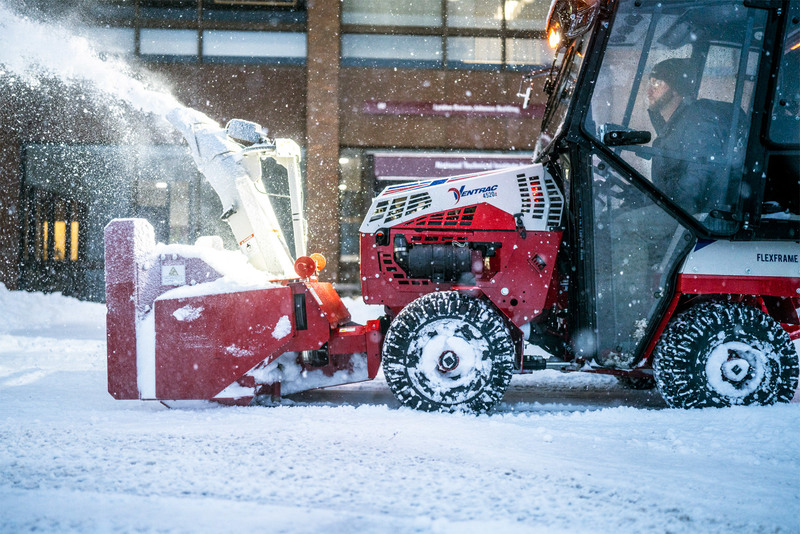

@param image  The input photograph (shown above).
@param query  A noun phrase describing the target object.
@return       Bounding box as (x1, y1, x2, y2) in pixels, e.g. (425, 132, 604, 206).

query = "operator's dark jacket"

(650, 98, 743, 215)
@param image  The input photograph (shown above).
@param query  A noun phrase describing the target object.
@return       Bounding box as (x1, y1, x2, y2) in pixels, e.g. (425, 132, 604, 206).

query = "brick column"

(305, 0, 341, 281)
(0, 133, 20, 290)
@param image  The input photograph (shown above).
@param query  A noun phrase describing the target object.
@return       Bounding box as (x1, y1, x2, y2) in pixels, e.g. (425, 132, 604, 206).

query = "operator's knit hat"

(650, 58, 697, 96)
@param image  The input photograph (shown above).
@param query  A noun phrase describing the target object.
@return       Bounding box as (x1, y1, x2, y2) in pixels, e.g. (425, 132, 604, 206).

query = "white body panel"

(360, 164, 564, 234)
(680, 240, 800, 278)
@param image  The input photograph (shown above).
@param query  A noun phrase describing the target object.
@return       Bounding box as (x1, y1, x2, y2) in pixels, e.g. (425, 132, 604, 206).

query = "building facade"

(0, 0, 551, 299)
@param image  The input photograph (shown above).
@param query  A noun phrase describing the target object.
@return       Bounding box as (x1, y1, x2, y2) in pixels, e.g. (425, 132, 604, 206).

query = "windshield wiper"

(517, 67, 553, 109)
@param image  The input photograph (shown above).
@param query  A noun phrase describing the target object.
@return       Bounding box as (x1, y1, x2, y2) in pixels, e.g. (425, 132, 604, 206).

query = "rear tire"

(653, 302, 799, 408)
(382, 292, 515, 413)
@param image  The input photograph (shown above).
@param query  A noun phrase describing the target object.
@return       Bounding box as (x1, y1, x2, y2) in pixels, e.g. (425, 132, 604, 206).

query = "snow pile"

(0, 285, 106, 383)
(171, 305, 204, 322)
(271, 315, 292, 340)
(0, 283, 105, 336)
(341, 295, 384, 324)
(250, 351, 370, 396)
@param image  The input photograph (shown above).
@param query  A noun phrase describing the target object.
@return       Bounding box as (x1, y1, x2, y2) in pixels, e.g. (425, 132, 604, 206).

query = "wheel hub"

(722, 357, 750, 383)
(438, 350, 460, 372)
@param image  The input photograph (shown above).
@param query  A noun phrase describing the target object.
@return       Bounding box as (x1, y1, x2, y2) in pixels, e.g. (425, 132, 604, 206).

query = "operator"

(646, 58, 733, 216)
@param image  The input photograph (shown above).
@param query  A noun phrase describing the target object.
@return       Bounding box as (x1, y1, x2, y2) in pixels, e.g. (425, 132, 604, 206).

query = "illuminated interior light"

(155, 182, 168, 189)
(505, 1, 520, 21)
(70, 221, 79, 261)
(54, 220, 66, 261)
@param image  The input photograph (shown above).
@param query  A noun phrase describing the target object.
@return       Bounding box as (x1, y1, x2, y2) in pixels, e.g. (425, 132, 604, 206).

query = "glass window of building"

(138, 0, 199, 22)
(140, 29, 198, 59)
(80, 26, 136, 56)
(342, 35, 443, 68)
(203, 31, 307, 64)
(342, 0, 551, 70)
(77, 0, 307, 64)
(447, 0, 502, 30)
(447, 37, 502, 69)
(504, 0, 549, 31)
(202, 0, 305, 23)
(342, 0, 442, 27)
(505, 38, 551, 70)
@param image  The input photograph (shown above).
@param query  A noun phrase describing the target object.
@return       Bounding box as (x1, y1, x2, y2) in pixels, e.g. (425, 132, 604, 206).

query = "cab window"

(584, 0, 767, 234)
(769, 3, 800, 145)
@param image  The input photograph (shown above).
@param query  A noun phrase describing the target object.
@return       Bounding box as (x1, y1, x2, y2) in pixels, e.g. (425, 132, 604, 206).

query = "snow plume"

(0, 3, 183, 119)
(0, 1, 223, 147)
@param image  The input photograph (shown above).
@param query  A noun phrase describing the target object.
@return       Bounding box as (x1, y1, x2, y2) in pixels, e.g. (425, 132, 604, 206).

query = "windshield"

(536, 37, 587, 158)
(585, 0, 766, 233)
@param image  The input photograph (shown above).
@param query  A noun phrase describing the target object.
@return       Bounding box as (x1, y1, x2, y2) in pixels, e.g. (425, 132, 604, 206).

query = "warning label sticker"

(162, 264, 186, 286)
(239, 233, 255, 246)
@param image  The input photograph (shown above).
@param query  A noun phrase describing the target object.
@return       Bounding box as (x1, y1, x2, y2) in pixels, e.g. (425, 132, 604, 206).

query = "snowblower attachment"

(105, 113, 383, 404)
(105, 219, 382, 404)
(165, 109, 304, 278)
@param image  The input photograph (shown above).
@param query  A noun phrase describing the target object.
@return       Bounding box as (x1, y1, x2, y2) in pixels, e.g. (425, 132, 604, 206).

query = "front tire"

(653, 302, 799, 408)
(382, 292, 515, 413)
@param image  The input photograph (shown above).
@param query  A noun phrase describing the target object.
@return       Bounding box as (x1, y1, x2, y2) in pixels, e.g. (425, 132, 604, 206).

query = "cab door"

(570, 0, 770, 367)
(578, 152, 692, 367)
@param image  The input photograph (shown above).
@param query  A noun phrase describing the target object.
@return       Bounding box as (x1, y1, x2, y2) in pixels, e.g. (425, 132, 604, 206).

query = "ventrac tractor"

(106, 0, 800, 412)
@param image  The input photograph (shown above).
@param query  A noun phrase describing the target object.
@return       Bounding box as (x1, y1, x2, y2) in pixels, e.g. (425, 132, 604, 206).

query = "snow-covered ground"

(0, 285, 798, 534)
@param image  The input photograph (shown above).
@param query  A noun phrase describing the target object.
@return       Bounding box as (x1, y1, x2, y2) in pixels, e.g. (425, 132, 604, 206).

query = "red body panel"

(678, 273, 800, 297)
(154, 287, 295, 399)
(360, 204, 562, 326)
(329, 321, 385, 379)
(282, 282, 341, 352)
(304, 281, 352, 327)
(105, 220, 145, 400)
(636, 275, 800, 367)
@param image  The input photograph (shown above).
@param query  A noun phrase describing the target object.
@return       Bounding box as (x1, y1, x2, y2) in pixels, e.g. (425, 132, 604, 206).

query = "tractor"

(106, 0, 799, 411)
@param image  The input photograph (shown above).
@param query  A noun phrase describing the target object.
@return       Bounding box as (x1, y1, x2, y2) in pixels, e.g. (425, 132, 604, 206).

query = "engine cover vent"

(408, 206, 477, 228)
(544, 174, 564, 229)
(368, 192, 433, 225)
(517, 172, 564, 230)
